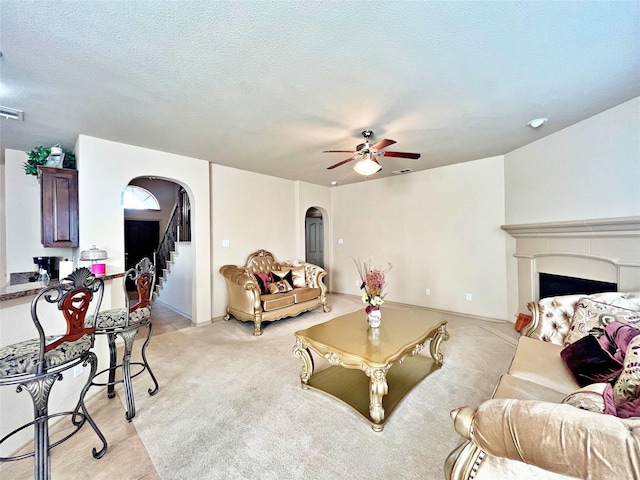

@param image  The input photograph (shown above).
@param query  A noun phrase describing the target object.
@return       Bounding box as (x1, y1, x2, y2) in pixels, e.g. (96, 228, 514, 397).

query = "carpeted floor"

(131, 295, 516, 480)
(0, 294, 518, 479)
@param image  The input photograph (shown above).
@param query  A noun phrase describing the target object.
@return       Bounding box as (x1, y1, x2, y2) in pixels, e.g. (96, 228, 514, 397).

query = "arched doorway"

(124, 177, 193, 320)
(305, 207, 324, 268)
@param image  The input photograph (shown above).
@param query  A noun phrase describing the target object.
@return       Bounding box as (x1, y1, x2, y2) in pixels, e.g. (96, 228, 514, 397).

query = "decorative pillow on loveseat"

(271, 269, 294, 287)
(254, 272, 273, 294)
(564, 298, 640, 346)
(561, 334, 623, 387)
(268, 280, 293, 294)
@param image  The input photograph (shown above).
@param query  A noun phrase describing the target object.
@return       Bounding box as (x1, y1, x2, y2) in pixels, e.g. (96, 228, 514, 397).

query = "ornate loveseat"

(219, 250, 330, 336)
(445, 291, 640, 480)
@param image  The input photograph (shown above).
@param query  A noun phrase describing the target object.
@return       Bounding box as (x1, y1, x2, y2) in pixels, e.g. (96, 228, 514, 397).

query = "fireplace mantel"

(501, 216, 640, 237)
(502, 216, 640, 312)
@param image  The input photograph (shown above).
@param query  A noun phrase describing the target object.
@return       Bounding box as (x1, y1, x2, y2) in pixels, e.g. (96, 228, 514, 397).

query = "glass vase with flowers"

(354, 257, 392, 328)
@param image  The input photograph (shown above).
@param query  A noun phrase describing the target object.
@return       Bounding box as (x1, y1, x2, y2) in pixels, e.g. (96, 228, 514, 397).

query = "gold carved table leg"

(292, 339, 314, 389)
(366, 367, 389, 431)
(430, 324, 450, 365)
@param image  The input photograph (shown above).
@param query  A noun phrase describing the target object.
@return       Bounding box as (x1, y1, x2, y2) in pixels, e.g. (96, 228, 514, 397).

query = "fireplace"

(538, 272, 617, 299)
(502, 216, 640, 314)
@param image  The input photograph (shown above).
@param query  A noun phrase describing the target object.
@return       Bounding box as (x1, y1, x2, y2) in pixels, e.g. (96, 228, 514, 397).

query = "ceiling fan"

(324, 130, 421, 175)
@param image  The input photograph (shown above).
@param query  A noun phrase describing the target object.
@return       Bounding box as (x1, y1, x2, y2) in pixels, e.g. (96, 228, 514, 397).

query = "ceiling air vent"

(0, 106, 24, 121)
(392, 168, 413, 175)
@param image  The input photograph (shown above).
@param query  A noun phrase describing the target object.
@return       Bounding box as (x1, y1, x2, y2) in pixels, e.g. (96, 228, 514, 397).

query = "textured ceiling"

(1, 1, 639, 186)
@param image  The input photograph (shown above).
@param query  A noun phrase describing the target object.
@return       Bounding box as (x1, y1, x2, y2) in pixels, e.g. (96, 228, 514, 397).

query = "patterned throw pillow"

(254, 271, 273, 294)
(613, 335, 640, 406)
(271, 269, 294, 287)
(561, 383, 610, 414)
(564, 298, 640, 346)
(268, 280, 293, 294)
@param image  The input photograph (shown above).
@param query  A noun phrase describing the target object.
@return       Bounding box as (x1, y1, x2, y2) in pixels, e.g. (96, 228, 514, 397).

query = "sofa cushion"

(613, 335, 640, 406)
(560, 334, 623, 387)
(493, 374, 568, 403)
(565, 298, 640, 346)
(291, 287, 320, 304)
(261, 293, 295, 311)
(508, 336, 580, 395)
(268, 280, 293, 294)
(254, 271, 273, 294)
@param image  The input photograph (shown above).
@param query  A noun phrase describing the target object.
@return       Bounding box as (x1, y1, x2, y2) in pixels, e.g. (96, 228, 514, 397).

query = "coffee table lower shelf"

(303, 354, 441, 430)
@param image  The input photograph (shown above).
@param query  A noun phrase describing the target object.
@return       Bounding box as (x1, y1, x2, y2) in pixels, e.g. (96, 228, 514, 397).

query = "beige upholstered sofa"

(445, 291, 640, 480)
(219, 249, 330, 335)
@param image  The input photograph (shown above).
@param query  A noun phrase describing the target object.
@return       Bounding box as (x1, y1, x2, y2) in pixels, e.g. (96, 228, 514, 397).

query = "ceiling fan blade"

(327, 157, 355, 169)
(323, 150, 357, 153)
(371, 139, 396, 151)
(381, 151, 421, 159)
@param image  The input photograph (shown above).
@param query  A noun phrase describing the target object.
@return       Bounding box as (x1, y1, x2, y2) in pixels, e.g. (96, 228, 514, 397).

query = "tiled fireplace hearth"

(502, 216, 640, 312)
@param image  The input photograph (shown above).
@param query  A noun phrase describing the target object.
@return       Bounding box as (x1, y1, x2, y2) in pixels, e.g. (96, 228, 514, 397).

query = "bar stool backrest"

(31, 267, 104, 361)
(124, 257, 156, 314)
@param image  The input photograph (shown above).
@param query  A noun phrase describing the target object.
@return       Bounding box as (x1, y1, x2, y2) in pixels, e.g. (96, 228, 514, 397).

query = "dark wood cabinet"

(40, 166, 79, 247)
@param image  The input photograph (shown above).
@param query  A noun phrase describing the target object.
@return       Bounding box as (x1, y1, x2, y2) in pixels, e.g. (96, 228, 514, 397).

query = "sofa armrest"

(453, 399, 640, 479)
(219, 265, 261, 316)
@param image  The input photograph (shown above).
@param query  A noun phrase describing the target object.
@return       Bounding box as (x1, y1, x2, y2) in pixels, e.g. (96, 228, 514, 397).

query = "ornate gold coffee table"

(293, 308, 449, 431)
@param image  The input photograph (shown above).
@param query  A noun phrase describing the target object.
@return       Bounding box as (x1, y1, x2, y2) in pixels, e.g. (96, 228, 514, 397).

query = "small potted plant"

(23, 145, 76, 177)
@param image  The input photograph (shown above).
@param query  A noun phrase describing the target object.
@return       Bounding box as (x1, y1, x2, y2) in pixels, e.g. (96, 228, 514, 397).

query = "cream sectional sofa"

(445, 291, 640, 480)
(219, 249, 330, 336)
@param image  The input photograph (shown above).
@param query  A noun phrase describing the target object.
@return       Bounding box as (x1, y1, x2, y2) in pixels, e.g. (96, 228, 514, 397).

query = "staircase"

(153, 187, 192, 317)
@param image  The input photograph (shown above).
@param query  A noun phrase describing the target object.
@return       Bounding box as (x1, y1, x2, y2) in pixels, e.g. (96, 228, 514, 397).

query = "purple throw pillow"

(598, 321, 640, 363)
(254, 271, 273, 294)
(561, 334, 624, 387)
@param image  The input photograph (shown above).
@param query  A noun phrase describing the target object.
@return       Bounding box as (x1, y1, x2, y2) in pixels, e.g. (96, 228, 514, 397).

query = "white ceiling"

(1, 1, 639, 186)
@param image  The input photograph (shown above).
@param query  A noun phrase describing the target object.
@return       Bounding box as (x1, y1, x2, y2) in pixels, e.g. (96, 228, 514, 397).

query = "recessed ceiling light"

(527, 117, 548, 129)
(330, 181, 337, 186)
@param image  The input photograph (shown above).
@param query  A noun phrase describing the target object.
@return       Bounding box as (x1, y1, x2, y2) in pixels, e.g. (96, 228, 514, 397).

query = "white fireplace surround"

(502, 216, 640, 312)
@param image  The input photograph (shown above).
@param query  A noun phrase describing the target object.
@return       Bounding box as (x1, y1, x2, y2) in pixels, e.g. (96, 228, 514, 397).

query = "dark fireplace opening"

(538, 272, 617, 299)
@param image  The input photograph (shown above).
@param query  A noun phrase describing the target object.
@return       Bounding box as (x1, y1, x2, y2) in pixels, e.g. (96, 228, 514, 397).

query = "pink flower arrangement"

(354, 257, 392, 308)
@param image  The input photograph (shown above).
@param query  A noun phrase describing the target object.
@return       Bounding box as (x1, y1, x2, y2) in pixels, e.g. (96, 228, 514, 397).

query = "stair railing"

(154, 187, 191, 280)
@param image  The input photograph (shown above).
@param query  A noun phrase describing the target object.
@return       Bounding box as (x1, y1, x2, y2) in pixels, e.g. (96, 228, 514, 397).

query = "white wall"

(331, 156, 509, 320)
(75, 135, 211, 325)
(210, 164, 298, 318)
(505, 97, 640, 225)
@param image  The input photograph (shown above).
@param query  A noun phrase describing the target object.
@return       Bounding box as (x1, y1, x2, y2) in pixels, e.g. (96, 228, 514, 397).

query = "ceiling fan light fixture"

(353, 156, 382, 176)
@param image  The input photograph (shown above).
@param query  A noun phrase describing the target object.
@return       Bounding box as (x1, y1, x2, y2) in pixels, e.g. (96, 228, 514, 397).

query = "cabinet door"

(40, 167, 79, 247)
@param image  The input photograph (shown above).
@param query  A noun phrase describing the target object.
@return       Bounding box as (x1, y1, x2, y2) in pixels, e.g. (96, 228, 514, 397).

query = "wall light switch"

(425, 289, 430, 295)
(222, 240, 230, 248)
(338, 238, 344, 244)
(466, 293, 473, 301)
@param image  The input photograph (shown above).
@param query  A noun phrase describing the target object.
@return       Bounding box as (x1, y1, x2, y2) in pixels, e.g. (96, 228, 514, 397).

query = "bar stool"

(91, 257, 159, 421)
(0, 267, 108, 480)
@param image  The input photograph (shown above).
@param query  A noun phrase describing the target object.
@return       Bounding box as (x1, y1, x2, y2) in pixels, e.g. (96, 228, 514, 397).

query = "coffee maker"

(32, 256, 58, 284)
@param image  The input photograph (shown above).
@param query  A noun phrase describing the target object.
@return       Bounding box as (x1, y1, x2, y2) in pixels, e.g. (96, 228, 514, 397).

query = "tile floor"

(0, 300, 190, 480)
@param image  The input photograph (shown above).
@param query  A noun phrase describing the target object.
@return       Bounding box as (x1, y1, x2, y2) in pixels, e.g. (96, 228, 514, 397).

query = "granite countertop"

(1, 272, 125, 302)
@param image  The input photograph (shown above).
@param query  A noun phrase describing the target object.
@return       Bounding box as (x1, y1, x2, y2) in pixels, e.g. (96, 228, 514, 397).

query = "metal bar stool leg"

(72, 352, 108, 459)
(141, 321, 159, 396)
(120, 329, 138, 421)
(106, 333, 118, 399)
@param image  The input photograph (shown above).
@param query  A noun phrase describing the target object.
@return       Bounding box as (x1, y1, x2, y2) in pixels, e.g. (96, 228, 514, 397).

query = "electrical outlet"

(73, 364, 84, 377)
(465, 293, 472, 301)
(425, 288, 430, 295)
(355, 279, 361, 287)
